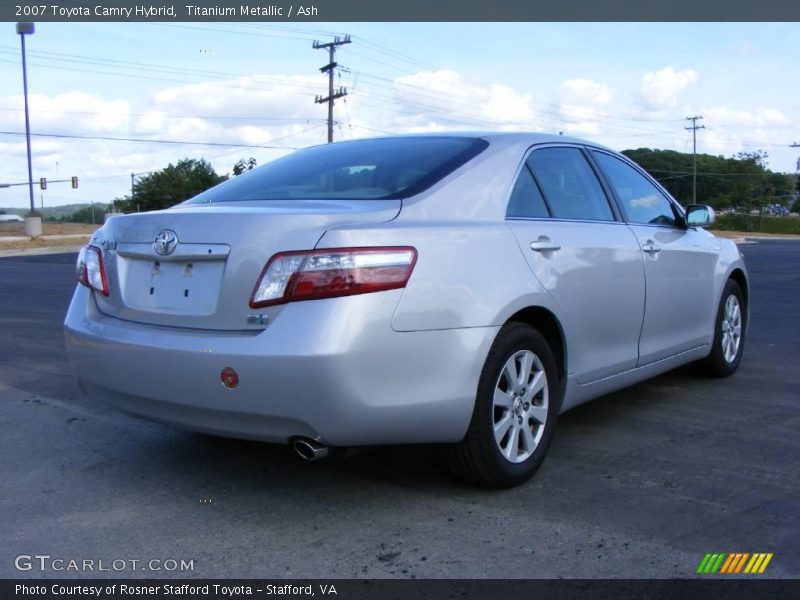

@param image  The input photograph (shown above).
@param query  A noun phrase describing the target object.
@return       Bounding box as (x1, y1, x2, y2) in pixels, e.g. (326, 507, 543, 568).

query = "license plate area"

(120, 258, 225, 316)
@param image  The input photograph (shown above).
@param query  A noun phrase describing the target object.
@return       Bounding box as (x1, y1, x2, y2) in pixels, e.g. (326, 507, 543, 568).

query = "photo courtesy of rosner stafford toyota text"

(0, 0, 798, 598)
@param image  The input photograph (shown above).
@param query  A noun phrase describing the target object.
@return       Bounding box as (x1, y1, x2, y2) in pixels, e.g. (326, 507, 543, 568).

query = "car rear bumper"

(64, 286, 497, 446)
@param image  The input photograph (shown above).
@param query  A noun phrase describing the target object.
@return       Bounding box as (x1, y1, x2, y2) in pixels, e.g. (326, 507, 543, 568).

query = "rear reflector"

(250, 247, 417, 308)
(76, 245, 109, 296)
(220, 367, 239, 389)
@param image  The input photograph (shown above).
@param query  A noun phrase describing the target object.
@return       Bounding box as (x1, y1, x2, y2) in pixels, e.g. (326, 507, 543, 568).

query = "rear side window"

(527, 148, 614, 222)
(591, 151, 679, 227)
(506, 165, 550, 218)
(185, 137, 488, 203)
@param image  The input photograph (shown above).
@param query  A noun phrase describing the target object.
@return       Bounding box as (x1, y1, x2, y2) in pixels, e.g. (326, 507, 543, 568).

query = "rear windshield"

(185, 137, 488, 203)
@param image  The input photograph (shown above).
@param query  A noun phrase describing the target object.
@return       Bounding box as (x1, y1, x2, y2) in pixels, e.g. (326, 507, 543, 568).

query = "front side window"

(185, 137, 488, 204)
(526, 147, 614, 222)
(592, 151, 679, 227)
(506, 165, 550, 219)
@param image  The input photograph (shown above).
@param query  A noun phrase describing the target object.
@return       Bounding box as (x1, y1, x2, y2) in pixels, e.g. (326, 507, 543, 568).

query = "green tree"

(622, 148, 792, 216)
(68, 204, 110, 224)
(232, 157, 257, 176)
(119, 159, 226, 212)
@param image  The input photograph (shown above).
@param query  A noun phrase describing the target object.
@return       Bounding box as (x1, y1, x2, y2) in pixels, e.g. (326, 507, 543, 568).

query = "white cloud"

(558, 79, 613, 134)
(699, 106, 789, 128)
(637, 67, 698, 111)
(151, 74, 318, 117)
(393, 70, 535, 130)
(686, 106, 793, 160)
(0, 77, 332, 207)
(0, 92, 131, 134)
(2, 60, 797, 210)
(734, 40, 754, 58)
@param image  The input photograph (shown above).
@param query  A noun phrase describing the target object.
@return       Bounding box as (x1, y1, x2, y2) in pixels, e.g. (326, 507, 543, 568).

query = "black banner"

(2, 0, 800, 22)
(2, 580, 800, 600)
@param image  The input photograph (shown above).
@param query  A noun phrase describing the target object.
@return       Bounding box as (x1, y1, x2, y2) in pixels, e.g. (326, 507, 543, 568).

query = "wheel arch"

(505, 306, 567, 387)
(728, 267, 749, 318)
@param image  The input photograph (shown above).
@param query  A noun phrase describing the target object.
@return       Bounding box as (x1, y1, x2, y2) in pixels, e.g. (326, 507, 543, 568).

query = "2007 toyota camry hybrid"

(64, 133, 749, 487)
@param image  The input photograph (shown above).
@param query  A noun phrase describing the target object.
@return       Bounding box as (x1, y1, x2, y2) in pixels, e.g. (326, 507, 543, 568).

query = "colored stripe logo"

(696, 552, 773, 574)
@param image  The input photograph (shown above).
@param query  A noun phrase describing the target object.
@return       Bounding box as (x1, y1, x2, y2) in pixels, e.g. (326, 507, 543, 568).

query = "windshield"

(185, 136, 488, 203)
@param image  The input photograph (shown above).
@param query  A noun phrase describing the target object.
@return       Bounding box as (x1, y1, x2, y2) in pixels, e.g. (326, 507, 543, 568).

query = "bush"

(713, 214, 800, 234)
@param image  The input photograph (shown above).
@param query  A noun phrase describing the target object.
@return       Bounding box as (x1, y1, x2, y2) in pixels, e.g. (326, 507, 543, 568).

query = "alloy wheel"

(721, 294, 742, 363)
(492, 350, 549, 463)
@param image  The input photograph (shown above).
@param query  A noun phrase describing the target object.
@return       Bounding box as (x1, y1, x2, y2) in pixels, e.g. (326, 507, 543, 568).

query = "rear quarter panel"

(316, 221, 555, 331)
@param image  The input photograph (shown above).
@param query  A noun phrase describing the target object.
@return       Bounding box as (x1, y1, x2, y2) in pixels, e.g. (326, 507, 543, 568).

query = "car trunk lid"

(93, 200, 400, 330)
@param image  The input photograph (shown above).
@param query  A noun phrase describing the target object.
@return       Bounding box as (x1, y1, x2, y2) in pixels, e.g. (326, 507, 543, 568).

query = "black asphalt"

(0, 241, 798, 579)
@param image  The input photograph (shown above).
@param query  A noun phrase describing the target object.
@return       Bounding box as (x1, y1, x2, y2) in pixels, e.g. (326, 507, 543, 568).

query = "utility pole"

(17, 22, 35, 216)
(313, 35, 351, 143)
(686, 115, 705, 204)
(130, 171, 145, 212)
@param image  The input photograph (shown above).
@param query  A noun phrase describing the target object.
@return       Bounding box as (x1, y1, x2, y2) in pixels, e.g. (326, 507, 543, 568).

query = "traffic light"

(71, 176, 78, 189)
(39, 177, 46, 190)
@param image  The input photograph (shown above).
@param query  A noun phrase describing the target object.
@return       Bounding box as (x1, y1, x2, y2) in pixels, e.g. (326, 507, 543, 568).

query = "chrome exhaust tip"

(292, 438, 330, 462)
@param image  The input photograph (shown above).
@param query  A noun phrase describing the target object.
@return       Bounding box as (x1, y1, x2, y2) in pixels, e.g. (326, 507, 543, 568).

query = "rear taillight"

(250, 247, 417, 308)
(76, 245, 109, 296)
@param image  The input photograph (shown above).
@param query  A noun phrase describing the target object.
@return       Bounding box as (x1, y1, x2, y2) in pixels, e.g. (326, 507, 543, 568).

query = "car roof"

(322, 131, 615, 153)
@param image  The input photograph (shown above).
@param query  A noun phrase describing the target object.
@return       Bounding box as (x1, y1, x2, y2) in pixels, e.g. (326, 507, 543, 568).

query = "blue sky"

(0, 21, 798, 209)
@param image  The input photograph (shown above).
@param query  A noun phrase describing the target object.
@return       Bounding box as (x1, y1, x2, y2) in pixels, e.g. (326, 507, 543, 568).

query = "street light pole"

(17, 22, 35, 216)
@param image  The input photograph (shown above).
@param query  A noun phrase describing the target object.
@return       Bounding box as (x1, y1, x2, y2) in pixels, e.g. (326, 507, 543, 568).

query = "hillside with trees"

(622, 148, 797, 212)
(24, 150, 795, 226)
(0, 203, 110, 223)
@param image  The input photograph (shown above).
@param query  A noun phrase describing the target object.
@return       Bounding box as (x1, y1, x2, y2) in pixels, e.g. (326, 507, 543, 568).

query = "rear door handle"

(530, 240, 561, 253)
(642, 242, 661, 254)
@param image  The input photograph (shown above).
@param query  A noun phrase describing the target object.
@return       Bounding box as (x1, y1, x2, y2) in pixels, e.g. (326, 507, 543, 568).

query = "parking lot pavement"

(1, 242, 798, 579)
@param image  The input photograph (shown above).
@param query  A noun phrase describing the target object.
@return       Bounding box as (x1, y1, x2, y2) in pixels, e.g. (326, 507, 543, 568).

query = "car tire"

(696, 279, 746, 377)
(446, 322, 562, 488)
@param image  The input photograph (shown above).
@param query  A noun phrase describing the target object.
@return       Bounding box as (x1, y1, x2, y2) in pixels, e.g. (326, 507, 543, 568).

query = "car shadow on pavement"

(85, 364, 704, 500)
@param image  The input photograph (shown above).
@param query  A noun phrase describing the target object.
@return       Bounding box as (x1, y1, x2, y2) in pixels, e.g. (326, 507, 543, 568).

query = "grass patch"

(0, 235, 91, 251)
(714, 214, 800, 235)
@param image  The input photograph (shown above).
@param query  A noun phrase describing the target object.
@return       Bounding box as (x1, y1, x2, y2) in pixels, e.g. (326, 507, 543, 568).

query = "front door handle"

(642, 242, 661, 254)
(530, 240, 561, 253)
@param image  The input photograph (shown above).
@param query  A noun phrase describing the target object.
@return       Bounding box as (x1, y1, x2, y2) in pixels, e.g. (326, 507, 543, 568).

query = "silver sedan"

(64, 133, 748, 487)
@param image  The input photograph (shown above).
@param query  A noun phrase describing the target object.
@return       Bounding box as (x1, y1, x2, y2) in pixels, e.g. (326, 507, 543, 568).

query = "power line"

(68, 24, 683, 133)
(0, 47, 755, 151)
(2, 27, 791, 159)
(0, 47, 321, 94)
(345, 47, 684, 126)
(0, 130, 299, 149)
(644, 168, 784, 177)
(0, 48, 685, 138)
(337, 69, 686, 136)
(150, 22, 316, 42)
(0, 106, 326, 123)
(205, 123, 328, 159)
(0, 41, 685, 137)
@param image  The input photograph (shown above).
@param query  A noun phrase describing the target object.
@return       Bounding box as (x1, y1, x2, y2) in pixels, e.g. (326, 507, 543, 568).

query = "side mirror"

(685, 204, 715, 228)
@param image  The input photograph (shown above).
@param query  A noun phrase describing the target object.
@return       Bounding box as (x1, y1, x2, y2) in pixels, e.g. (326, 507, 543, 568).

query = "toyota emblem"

(153, 229, 178, 256)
